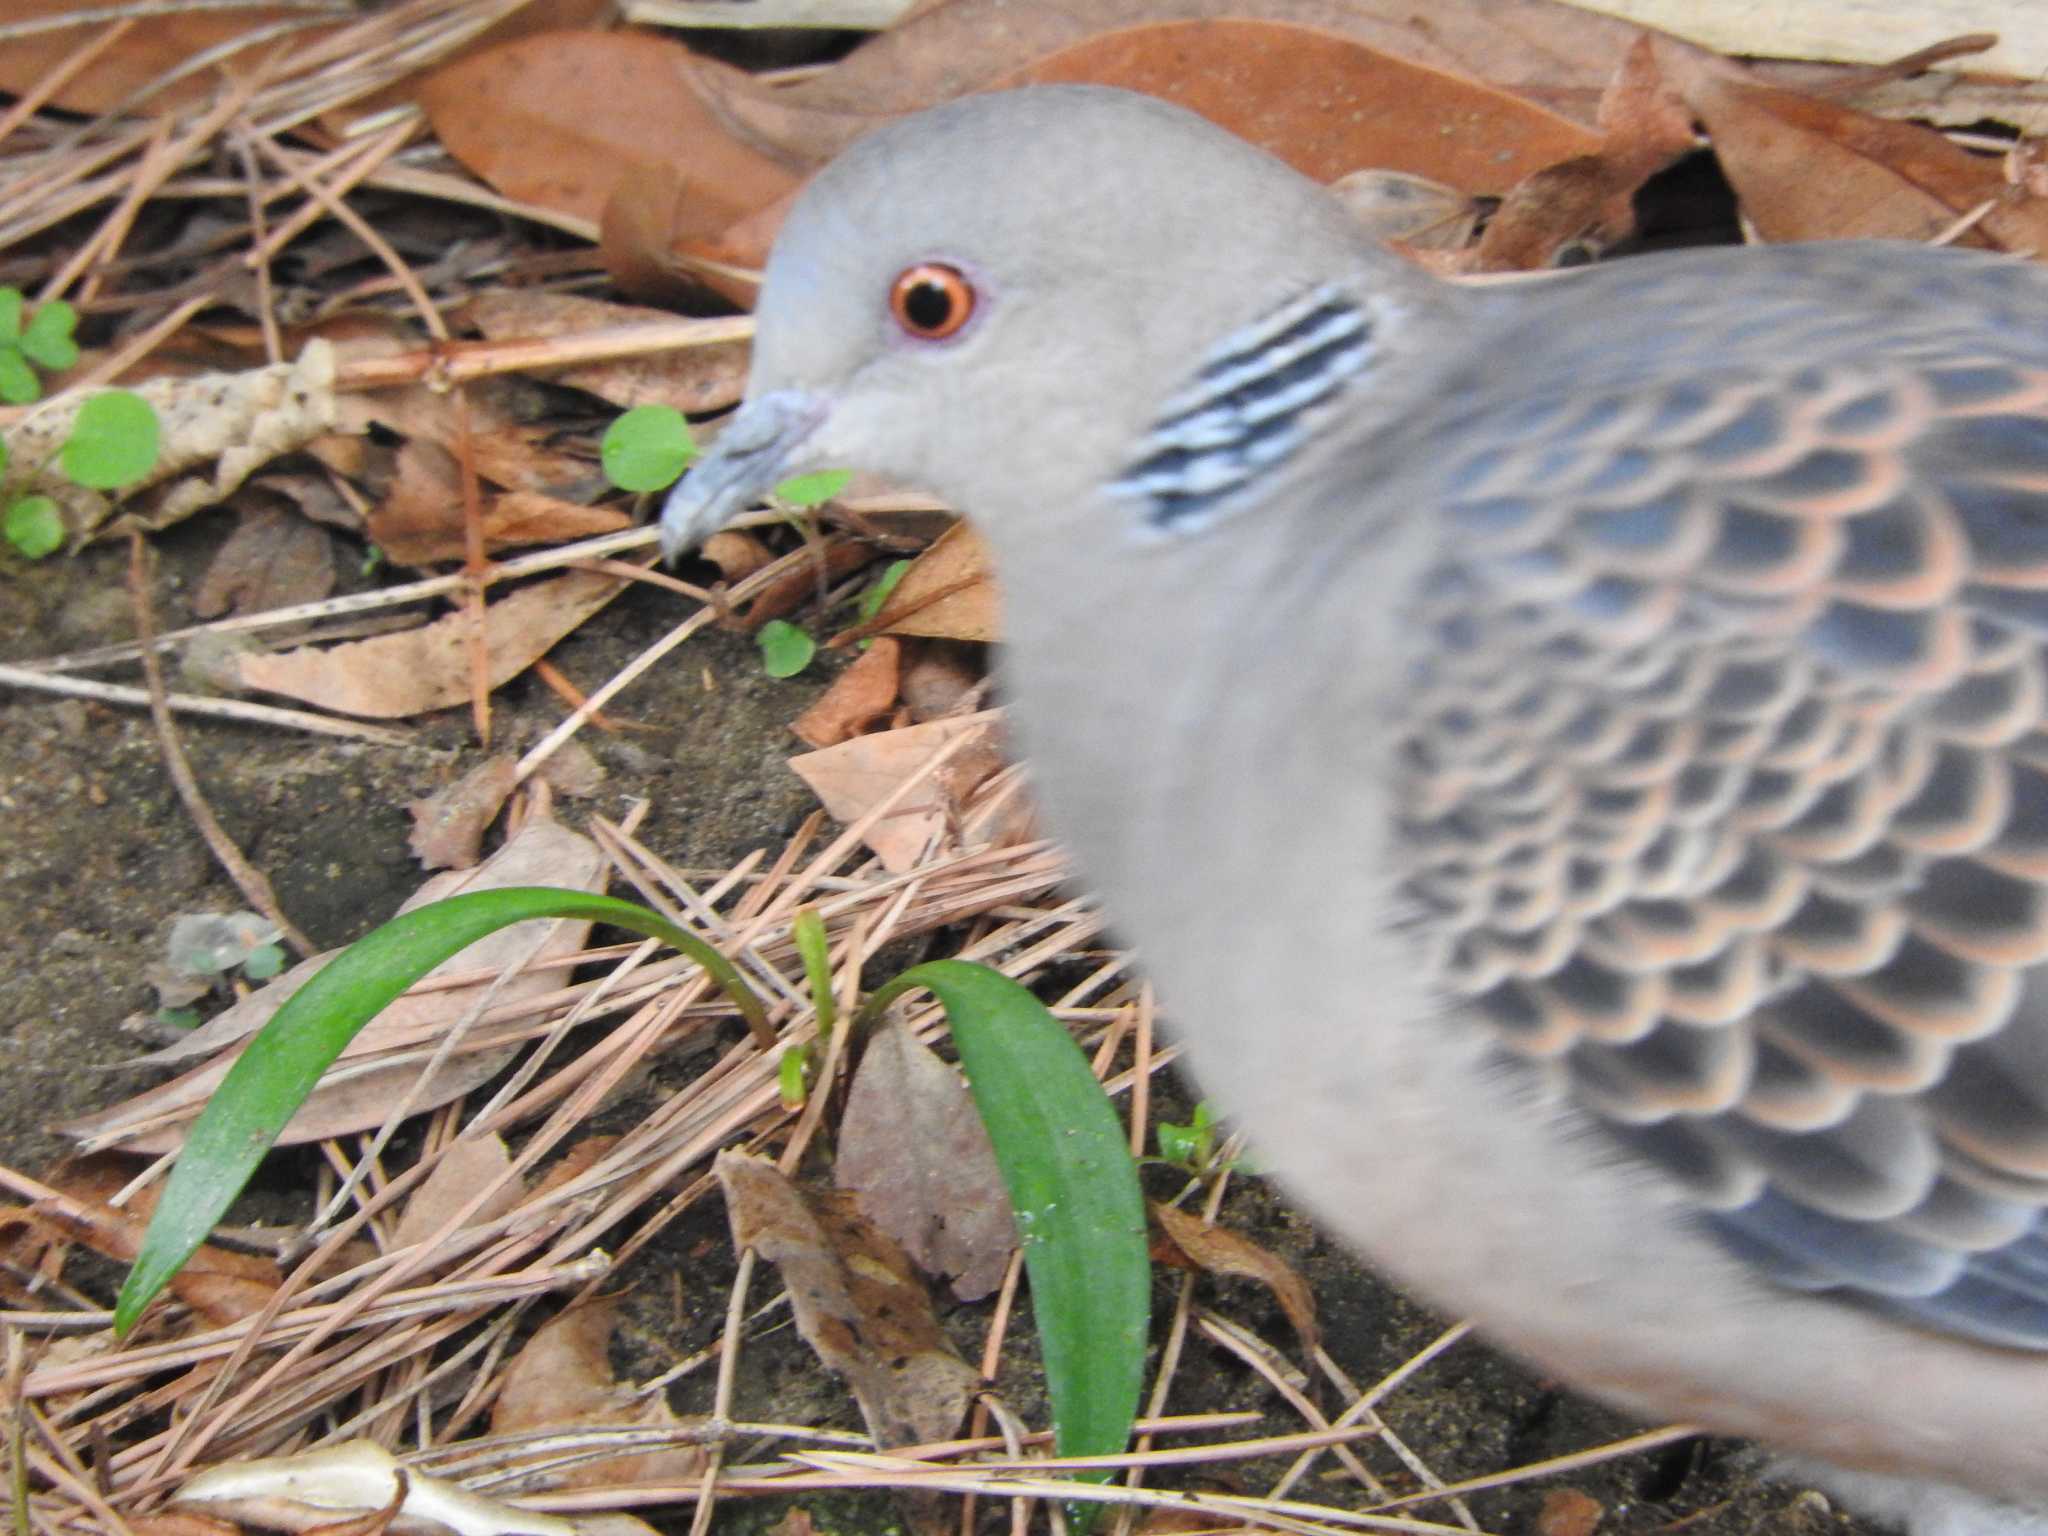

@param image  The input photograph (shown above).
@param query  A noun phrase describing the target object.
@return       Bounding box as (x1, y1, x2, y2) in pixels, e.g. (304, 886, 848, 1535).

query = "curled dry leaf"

(716, 1150, 979, 1452)
(491, 1298, 710, 1487)
(1, 342, 337, 547)
(1152, 1200, 1320, 1358)
(1467, 36, 1697, 272)
(52, 814, 607, 1153)
(1655, 39, 2048, 250)
(699, 529, 776, 584)
(176, 1441, 579, 1536)
(236, 568, 628, 719)
(837, 1019, 1016, 1300)
(791, 635, 903, 749)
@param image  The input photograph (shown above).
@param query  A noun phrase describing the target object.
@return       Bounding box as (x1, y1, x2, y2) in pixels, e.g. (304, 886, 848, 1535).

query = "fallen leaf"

(788, 712, 1011, 873)
(418, 30, 799, 235)
(1536, 1488, 1606, 1536)
(837, 1020, 1016, 1300)
(1153, 1201, 1319, 1358)
(492, 1299, 710, 1486)
(1008, 20, 1601, 194)
(192, 502, 337, 619)
(1468, 35, 1696, 271)
(791, 636, 902, 748)
(698, 0, 1650, 167)
(1658, 41, 2048, 250)
(0, 1, 342, 115)
(236, 569, 628, 719)
(717, 1151, 979, 1452)
(391, 1134, 524, 1251)
(854, 520, 997, 644)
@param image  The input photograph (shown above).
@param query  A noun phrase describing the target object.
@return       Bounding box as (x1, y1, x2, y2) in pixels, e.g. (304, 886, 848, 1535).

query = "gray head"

(659, 85, 1445, 562)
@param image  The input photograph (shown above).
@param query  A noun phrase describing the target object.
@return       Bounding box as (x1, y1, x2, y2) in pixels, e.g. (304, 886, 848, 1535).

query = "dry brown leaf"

(391, 1135, 524, 1251)
(192, 503, 338, 619)
(858, 520, 997, 644)
(1007, 19, 1600, 195)
(898, 641, 983, 721)
(1657, 41, 2048, 250)
(1536, 1488, 1606, 1536)
(789, 713, 1008, 873)
(697, 0, 1648, 167)
(465, 289, 752, 415)
(53, 814, 607, 1153)
(1467, 36, 1697, 271)
(1153, 1201, 1319, 1358)
(26, 1183, 279, 1329)
(418, 30, 800, 234)
(0, 2, 342, 115)
(791, 636, 903, 749)
(491, 1299, 709, 1486)
(236, 569, 627, 719)
(837, 1020, 1016, 1300)
(700, 529, 776, 583)
(472, 490, 634, 554)
(717, 1151, 978, 1452)
(129, 1515, 244, 1536)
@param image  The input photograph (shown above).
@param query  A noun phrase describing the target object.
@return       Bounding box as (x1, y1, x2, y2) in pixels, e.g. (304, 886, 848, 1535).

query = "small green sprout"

(758, 618, 815, 678)
(601, 404, 697, 492)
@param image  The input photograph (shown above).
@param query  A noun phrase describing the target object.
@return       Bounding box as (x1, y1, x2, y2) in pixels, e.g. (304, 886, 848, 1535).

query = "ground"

(0, 509, 1864, 1536)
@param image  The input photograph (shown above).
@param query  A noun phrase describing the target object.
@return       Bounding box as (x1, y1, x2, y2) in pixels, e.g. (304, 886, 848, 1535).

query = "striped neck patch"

(1109, 284, 1375, 536)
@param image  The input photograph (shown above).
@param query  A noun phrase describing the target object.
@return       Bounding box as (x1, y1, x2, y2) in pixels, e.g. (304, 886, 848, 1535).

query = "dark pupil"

(903, 279, 954, 331)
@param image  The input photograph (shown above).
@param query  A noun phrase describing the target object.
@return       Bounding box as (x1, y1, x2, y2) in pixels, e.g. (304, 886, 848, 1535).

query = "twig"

(127, 533, 314, 956)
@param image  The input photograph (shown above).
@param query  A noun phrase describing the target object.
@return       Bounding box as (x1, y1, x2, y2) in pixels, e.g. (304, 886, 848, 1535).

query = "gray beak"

(657, 389, 829, 561)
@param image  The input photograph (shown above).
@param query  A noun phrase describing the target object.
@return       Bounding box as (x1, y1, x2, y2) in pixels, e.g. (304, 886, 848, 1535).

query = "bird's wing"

(1399, 247, 2048, 1348)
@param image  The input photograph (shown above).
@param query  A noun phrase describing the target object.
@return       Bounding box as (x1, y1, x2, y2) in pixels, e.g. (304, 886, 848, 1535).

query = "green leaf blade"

(877, 960, 1148, 1489)
(117, 887, 767, 1334)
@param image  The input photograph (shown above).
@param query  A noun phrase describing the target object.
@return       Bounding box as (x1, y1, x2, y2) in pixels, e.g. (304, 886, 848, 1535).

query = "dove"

(661, 85, 2048, 1534)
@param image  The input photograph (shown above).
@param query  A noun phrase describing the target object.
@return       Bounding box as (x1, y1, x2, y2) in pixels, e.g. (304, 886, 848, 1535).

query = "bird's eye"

(889, 263, 976, 340)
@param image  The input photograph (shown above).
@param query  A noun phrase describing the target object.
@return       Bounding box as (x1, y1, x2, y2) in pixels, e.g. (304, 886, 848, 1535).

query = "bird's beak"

(657, 389, 829, 562)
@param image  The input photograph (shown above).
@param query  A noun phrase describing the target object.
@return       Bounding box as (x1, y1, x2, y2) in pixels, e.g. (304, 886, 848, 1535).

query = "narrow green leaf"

(601, 404, 697, 492)
(4, 496, 63, 559)
(791, 906, 834, 1035)
(861, 961, 1148, 1494)
(116, 887, 768, 1334)
(758, 619, 815, 678)
(62, 390, 159, 489)
(773, 467, 851, 509)
(21, 299, 78, 371)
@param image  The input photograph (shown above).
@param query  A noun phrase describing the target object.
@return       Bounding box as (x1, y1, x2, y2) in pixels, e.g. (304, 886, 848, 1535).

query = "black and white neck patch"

(1109, 284, 1375, 537)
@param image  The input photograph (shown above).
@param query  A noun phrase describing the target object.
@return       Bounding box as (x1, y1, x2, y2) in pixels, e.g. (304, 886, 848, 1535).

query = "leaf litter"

(5, 4, 2048, 1536)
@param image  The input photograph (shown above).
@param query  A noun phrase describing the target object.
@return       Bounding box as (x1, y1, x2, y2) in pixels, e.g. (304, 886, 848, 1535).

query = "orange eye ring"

(889, 262, 976, 341)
